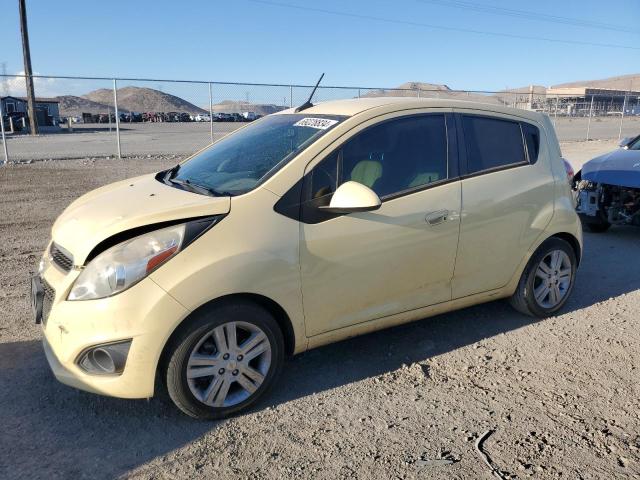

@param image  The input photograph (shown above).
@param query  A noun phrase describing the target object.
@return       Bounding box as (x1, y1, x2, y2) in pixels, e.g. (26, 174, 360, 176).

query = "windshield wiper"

(168, 177, 233, 197)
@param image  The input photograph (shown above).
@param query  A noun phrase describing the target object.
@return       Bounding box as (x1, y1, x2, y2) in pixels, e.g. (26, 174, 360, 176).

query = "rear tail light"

(562, 158, 574, 185)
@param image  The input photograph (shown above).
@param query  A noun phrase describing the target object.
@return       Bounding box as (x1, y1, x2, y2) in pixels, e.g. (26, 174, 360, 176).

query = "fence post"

(208, 82, 214, 144)
(289, 85, 293, 108)
(586, 96, 594, 141)
(113, 79, 122, 159)
(357, 88, 361, 99)
(554, 95, 559, 124)
(0, 100, 8, 165)
(619, 93, 628, 140)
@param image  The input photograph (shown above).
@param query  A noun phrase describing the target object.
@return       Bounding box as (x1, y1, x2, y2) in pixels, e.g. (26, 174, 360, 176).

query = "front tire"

(509, 238, 577, 318)
(164, 301, 284, 420)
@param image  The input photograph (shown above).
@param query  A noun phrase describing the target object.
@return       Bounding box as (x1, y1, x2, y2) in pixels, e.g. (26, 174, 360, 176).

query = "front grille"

(42, 278, 55, 326)
(50, 243, 73, 272)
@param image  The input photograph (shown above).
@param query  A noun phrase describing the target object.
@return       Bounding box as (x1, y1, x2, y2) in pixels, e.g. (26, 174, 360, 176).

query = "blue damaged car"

(574, 135, 640, 232)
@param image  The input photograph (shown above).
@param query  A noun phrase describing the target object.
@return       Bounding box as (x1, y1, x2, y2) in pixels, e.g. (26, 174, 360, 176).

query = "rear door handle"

(425, 209, 450, 225)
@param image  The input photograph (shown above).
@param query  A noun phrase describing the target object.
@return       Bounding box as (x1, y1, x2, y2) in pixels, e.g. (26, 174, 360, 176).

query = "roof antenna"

(294, 73, 324, 112)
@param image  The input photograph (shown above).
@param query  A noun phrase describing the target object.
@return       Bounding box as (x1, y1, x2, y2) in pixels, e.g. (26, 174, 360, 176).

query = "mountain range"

(56, 74, 640, 117)
(57, 86, 206, 116)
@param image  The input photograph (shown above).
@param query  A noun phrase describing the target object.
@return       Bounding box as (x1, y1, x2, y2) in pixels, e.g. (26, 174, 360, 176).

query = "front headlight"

(68, 224, 185, 301)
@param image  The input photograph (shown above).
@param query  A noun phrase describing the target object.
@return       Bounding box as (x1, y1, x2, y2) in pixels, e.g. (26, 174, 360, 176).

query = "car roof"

(275, 97, 546, 122)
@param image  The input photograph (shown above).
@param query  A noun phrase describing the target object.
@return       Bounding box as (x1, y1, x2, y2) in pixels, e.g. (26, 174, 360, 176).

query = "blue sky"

(1, 0, 639, 103)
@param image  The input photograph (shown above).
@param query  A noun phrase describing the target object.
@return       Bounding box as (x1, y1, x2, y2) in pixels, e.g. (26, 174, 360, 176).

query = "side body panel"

(451, 110, 556, 299)
(298, 110, 462, 337)
(541, 114, 583, 258)
(301, 182, 461, 336)
(150, 187, 308, 353)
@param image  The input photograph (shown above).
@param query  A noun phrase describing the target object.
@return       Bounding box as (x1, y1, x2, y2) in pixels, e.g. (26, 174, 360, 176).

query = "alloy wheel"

(186, 321, 272, 408)
(533, 249, 573, 309)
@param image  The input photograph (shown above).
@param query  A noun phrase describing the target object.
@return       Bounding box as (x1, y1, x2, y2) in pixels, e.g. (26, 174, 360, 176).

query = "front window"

(166, 114, 346, 196)
(307, 114, 449, 203)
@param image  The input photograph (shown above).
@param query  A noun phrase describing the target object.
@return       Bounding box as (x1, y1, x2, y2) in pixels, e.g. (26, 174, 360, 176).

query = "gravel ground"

(0, 141, 639, 479)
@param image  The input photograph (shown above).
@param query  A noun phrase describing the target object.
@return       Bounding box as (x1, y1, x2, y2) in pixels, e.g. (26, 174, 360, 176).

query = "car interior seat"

(350, 159, 383, 189)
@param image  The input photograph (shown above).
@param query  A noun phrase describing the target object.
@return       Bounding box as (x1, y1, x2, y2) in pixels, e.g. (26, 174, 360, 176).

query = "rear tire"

(509, 238, 577, 318)
(164, 301, 284, 420)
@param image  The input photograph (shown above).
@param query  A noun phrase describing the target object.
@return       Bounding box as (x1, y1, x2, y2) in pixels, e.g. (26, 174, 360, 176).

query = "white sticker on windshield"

(293, 118, 338, 130)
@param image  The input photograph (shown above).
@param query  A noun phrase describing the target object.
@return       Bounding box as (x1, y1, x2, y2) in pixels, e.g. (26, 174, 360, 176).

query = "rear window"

(462, 116, 526, 174)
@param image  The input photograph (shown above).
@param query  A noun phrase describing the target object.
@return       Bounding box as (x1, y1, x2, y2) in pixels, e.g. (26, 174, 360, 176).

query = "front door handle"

(425, 209, 450, 225)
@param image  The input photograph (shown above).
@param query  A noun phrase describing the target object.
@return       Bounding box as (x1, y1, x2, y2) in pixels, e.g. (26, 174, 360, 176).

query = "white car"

(194, 114, 211, 122)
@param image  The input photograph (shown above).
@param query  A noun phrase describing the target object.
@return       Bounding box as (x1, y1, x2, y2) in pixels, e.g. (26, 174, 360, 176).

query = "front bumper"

(39, 264, 189, 399)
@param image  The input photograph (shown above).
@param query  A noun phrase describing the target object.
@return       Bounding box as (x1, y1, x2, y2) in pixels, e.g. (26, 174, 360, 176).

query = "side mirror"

(619, 137, 632, 149)
(319, 181, 381, 214)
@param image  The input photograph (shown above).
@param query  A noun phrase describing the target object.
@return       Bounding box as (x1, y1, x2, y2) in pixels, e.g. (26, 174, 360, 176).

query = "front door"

(299, 113, 462, 337)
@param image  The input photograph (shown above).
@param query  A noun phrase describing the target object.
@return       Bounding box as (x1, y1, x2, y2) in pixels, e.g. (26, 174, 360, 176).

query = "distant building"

(545, 87, 640, 116)
(0, 95, 61, 129)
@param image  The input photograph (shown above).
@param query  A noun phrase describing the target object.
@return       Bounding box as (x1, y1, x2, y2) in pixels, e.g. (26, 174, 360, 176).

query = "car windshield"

(628, 136, 640, 150)
(166, 114, 346, 196)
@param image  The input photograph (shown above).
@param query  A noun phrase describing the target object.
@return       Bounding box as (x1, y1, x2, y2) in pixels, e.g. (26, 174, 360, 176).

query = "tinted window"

(307, 114, 448, 202)
(463, 116, 526, 173)
(522, 122, 540, 163)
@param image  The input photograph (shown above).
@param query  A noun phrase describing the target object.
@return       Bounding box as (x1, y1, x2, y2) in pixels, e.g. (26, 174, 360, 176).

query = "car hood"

(581, 148, 640, 188)
(51, 173, 231, 265)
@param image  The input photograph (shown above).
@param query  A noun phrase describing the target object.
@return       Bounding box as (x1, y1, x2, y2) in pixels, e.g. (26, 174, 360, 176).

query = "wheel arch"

(157, 293, 297, 380)
(505, 229, 582, 299)
(551, 232, 582, 266)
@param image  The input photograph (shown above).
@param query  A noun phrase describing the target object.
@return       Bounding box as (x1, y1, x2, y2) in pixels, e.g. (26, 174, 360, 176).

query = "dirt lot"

(0, 141, 639, 479)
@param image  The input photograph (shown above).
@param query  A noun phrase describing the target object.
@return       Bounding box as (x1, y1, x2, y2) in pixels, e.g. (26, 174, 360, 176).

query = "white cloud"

(3, 71, 62, 98)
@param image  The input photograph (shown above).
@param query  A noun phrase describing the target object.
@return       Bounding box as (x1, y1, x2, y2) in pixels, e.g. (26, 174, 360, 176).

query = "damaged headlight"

(67, 216, 221, 301)
(68, 224, 185, 301)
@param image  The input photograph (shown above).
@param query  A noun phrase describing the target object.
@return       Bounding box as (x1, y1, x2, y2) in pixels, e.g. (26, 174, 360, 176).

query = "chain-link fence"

(1, 74, 639, 164)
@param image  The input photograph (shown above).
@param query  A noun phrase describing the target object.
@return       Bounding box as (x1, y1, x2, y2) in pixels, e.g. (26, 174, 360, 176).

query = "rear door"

(298, 112, 462, 337)
(452, 111, 555, 298)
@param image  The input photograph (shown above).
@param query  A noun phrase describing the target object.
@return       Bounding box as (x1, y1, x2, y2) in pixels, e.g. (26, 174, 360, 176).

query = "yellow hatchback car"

(32, 98, 581, 419)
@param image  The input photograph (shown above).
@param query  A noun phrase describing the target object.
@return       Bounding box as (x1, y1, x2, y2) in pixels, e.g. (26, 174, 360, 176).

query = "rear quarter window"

(521, 122, 541, 164)
(462, 115, 526, 174)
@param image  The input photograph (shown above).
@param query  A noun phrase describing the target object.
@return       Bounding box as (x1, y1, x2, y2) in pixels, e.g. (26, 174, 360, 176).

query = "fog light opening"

(91, 348, 116, 373)
(77, 340, 131, 375)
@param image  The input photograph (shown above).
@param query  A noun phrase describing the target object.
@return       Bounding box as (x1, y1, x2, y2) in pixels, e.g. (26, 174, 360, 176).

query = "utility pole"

(19, 0, 38, 135)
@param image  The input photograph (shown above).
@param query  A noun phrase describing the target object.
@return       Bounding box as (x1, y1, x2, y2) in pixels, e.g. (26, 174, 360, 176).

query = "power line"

(414, 0, 639, 35)
(247, 0, 640, 51)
